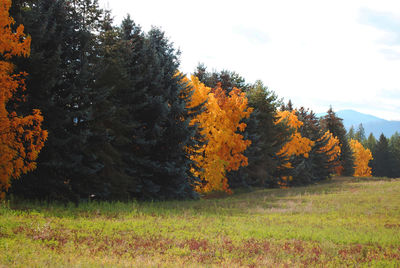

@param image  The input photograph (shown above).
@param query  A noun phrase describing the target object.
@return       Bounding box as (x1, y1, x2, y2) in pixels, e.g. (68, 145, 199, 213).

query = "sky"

(98, 0, 400, 121)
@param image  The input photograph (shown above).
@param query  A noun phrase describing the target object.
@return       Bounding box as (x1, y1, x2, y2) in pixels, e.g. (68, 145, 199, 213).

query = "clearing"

(1, 176, 399, 267)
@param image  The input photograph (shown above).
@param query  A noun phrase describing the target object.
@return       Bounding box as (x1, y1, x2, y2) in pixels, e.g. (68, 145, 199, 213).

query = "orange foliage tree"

(0, 0, 47, 198)
(350, 139, 373, 177)
(275, 110, 314, 168)
(318, 130, 341, 170)
(185, 75, 253, 193)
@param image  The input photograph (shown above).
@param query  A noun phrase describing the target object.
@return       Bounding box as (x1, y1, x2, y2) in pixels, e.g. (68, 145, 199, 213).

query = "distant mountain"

(317, 109, 400, 138)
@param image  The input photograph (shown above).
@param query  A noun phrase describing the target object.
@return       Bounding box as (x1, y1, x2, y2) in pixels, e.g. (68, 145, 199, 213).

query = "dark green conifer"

(10, 0, 104, 202)
(364, 133, 377, 152)
(193, 64, 249, 92)
(347, 126, 355, 140)
(372, 134, 396, 178)
(354, 123, 366, 143)
(320, 107, 355, 176)
(238, 80, 289, 187)
(389, 132, 400, 178)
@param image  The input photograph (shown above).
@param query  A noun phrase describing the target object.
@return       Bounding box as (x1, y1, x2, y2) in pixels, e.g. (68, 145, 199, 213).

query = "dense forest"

(1, 0, 399, 202)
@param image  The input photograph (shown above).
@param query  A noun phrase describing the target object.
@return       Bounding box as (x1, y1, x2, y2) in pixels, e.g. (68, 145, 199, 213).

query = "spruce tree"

(389, 132, 400, 178)
(10, 0, 104, 202)
(320, 107, 355, 176)
(347, 126, 355, 140)
(286, 107, 338, 185)
(79, 10, 133, 200)
(372, 134, 396, 178)
(364, 133, 377, 152)
(237, 80, 288, 187)
(193, 64, 249, 92)
(122, 26, 200, 199)
(354, 123, 366, 143)
(280, 100, 294, 112)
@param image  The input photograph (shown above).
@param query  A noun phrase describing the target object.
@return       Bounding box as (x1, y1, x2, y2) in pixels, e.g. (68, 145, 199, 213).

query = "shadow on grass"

(4, 176, 395, 218)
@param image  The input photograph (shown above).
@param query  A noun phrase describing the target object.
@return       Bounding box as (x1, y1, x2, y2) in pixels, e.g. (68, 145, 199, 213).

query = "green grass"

(1, 176, 400, 267)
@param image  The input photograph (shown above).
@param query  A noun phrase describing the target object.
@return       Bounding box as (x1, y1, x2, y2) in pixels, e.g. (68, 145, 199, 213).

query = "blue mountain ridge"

(316, 109, 400, 138)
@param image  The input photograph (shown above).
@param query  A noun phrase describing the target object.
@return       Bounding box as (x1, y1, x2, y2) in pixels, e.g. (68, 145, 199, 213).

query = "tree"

(297, 107, 341, 183)
(78, 10, 133, 200)
(276, 110, 314, 163)
(123, 27, 201, 200)
(350, 139, 372, 177)
(372, 134, 395, 178)
(275, 110, 314, 187)
(238, 80, 288, 187)
(347, 125, 355, 140)
(185, 76, 253, 193)
(193, 64, 249, 93)
(354, 123, 366, 143)
(277, 106, 340, 186)
(317, 130, 341, 173)
(280, 100, 294, 112)
(320, 107, 354, 176)
(0, 0, 47, 198)
(9, 0, 104, 202)
(389, 132, 400, 177)
(364, 133, 377, 152)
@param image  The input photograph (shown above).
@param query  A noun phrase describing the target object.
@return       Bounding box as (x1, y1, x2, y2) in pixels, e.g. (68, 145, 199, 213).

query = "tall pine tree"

(10, 0, 104, 202)
(240, 80, 289, 187)
(372, 134, 396, 178)
(320, 107, 354, 176)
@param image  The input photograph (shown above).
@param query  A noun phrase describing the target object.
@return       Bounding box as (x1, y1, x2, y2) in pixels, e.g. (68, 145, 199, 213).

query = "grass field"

(1, 176, 400, 267)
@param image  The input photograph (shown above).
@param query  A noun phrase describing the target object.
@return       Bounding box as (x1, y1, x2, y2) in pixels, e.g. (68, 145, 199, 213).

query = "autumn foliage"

(0, 0, 47, 198)
(350, 139, 373, 177)
(318, 130, 341, 167)
(275, 110, 314, 168)
(185, 75, 252, 193)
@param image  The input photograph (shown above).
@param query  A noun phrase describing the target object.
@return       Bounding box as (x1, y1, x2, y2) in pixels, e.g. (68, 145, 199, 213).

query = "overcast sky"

(98, 0, 400, 121)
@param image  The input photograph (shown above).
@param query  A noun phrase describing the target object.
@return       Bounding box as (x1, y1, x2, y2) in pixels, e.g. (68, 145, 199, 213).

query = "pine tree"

(10, 0, 104, 202)
(280, 100, 294, 112)
(193, 64, 249, 93)
(372, 134, 396, 178)
(354, 123, 366, 143)
(389, 132, 400, 178)
(347, 125, 355, 140)
(124, 27, 200, 199)
(79, 10, 132, 200)
(364, 133, 377, 152)
(281, 107, 339, 185)
(238, 80, 288, 187)
(320, 107, 354, 176)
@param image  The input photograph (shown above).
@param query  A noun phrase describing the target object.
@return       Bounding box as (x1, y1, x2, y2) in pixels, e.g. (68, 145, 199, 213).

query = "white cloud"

(99, 0, 400, 120)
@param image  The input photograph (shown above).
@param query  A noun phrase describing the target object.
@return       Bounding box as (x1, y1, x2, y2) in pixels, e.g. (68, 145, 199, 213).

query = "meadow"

(1, 176, 399, 267)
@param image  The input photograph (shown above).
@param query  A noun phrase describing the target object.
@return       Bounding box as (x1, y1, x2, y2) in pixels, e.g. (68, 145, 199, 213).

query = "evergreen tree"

(364, 133, 377, 152)
(280, 100, 294, 112)
(193, 64, 249, 92)
(372, 134, 396, 178)
(10, 0, 104, 202)
(237, 80, 288, 187)
(124, 26, 200, 199)
(287, 107, 338, 185)
(347, 125, 355, 140)
(80, 10, 133, 200)
(354, 123, 366, 143)
(320, 107, 355, 176)
(389, 132, 400, 178)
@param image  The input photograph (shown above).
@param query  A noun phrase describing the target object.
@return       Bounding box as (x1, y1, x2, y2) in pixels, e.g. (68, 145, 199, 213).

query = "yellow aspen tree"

(0, 0, 48, 198)
(350, 139, 373, 177)
(275, 110, 314, 168)
(185, 76, 252, 193)
(318, 130, 341, 165)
